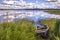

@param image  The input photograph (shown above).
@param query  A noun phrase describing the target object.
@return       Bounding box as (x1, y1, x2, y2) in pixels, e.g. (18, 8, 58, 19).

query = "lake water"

(0, 10, 54, 22)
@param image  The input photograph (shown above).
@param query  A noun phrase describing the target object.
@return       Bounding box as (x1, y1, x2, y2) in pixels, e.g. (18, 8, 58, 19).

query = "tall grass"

(54, 19, 60, 37)
(40, 19, 60, 40)
(0, 19, 60, 40)
(0, 19, 36, 40)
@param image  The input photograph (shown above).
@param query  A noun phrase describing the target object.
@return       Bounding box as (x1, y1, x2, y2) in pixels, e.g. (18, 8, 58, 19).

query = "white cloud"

(0, 0, 59, 9)
(41, 3, 47, 8)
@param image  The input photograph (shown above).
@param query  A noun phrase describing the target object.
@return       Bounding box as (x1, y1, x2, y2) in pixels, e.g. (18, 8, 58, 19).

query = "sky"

(0, 0, 2, 3)
(0, 0, 45, 3)
(0, 0, 60, 21)
(0, 0, 59, 8)
(0, 0, 53, 6)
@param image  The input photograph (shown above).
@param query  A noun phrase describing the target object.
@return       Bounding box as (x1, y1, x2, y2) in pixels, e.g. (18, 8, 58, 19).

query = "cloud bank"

(0, 0, 59, 9)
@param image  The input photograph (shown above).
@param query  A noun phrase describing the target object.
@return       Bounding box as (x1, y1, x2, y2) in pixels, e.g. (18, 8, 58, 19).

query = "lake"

(0, 10, 54, 22)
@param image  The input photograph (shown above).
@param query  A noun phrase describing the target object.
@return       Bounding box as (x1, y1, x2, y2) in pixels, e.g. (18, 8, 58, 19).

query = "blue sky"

(0, 0, 45, 3)
(0, 0, 56, 8)
(0, 0, 2, 3)
(24, 0, 45, 3)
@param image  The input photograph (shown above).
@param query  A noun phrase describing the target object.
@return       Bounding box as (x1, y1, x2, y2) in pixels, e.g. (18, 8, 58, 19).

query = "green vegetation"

(45, 10, 60, 15)
(0, 10, 60, 40)
(40, 19, 60, 40)
(0, 19, 36, 40)
(0, 19, 60, 40)
(54, 19, 60, 37)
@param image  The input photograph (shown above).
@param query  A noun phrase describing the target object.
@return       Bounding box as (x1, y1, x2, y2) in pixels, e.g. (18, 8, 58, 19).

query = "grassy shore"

(0, 19, 36, 40)
(45, 10, 60, 15)
(0, 19, 60, 40)
(0, 10, 60, 40)
(40, 19, 60, 40)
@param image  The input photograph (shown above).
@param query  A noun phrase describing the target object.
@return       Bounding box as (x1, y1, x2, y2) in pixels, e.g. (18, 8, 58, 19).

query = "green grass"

(40, 19, 60, 40)
(0, 19, 60, 40)
(45, 10, 60, 15)
(0, 19, 36, 40)
(40, 19, 56, 31)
